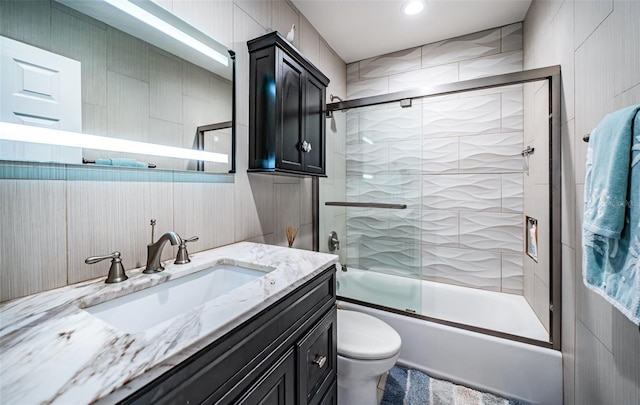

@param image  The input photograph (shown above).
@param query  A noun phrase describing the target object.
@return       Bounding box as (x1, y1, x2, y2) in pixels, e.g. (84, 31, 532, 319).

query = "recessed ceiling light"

(402, 0, 424, 16)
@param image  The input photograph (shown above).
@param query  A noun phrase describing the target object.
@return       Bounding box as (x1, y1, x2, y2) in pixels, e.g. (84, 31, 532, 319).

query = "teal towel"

(583, 104, 640, 325)
(95, 158, 148, 168)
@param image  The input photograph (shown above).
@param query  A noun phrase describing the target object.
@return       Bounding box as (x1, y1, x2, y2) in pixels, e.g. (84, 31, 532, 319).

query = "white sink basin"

(84, 264, 271, 333)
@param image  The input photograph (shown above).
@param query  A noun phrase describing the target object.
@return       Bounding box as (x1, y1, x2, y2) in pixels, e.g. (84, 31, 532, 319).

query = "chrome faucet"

(144, 231, 182, 274)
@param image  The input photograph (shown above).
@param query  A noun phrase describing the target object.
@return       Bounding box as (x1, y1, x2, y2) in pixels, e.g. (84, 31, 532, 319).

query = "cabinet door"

(302, 74, 325, 175)
(298, 308, 337, 405)
(319, 379, 337, 405)
(277, 51, 304, 172)
(236, 349, 296, 405)
(249, 47, 277, 171)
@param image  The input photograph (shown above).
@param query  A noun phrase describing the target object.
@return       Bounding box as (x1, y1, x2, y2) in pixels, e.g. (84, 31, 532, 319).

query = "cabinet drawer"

(298, 307, 337, 405)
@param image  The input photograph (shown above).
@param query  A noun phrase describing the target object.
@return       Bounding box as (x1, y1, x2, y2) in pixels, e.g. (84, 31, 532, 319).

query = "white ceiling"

(291, 0, 532, 63)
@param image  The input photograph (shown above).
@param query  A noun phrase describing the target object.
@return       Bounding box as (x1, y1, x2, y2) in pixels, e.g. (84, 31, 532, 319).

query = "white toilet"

(337, 309, 402, 405)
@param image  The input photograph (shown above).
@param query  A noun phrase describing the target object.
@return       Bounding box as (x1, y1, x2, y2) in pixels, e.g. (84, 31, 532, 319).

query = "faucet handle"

(85, 251, 128, 284)
(175, 236, 199, 264)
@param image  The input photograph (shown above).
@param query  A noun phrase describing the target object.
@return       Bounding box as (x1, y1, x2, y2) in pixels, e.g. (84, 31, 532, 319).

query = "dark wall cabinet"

(120, 265, 337, 405)
(248, 32, 330, 176)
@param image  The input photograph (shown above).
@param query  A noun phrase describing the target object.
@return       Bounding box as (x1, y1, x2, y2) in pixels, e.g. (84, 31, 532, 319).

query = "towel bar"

(583, 134, 590, 142)
(325, 202, 407, 209)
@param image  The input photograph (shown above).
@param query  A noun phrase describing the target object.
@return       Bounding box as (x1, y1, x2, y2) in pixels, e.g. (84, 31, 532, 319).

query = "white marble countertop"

(0, 242, 338, 404)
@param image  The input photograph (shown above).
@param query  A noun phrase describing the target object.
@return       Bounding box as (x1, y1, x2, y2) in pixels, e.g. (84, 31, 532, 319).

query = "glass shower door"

(320, 101, 423, 314)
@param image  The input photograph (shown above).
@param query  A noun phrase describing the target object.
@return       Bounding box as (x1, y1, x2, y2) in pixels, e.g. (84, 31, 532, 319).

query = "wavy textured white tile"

(346, 142, 388, 176)
(422, 174, 502, 211)
(421, 210, 459, 247)
(421, 28, 501, 68)
(422, 94, 501, 137)
(359, 174, 421, 204)
(346, 110, 359, 144)
(421, 246, 502, 291)
(388, 209, 422, 240)
(459, 212, 523, 253)
(454, 84, 523, 102)
(347, 211, 390, 239)
(346, 175, 361, 201)
(459, 50, 523, 81)
(388, 142, 422, 174)
(422, 137, 459, 174)
(0, 242, 338, 404)
(359, 47, 421, 79)
(459, 132, 523, 173)
(502, 89, 524, 132)
(388, 63, 459, 93)
(346, 77, 388, 99)
(359, 105, 421, 144)
(346, 62, 359, 84)
(502, 253, 524, 294)
(501, 23, 523, 52)
(356, 236, 421, 272)
(502, 173, 524, 213)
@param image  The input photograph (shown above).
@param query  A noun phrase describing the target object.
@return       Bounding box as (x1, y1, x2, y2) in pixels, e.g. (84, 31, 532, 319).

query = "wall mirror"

(0, 0, 235, 173)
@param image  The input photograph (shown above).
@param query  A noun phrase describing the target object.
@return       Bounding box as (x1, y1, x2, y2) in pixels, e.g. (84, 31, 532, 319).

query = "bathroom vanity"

(123, 262, 337, 404)
(0, 242, 338, 404)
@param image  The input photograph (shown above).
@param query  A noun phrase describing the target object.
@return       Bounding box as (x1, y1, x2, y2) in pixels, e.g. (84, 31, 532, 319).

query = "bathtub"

(337, 268, 562, 405)
(336, 268, 548, 341)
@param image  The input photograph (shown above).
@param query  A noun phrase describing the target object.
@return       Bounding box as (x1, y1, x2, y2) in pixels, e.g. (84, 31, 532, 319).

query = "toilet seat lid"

(337, 310, 402, 360)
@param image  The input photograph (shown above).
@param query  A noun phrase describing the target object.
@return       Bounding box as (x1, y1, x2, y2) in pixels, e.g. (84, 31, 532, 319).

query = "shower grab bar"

(325, 202, 407, 209)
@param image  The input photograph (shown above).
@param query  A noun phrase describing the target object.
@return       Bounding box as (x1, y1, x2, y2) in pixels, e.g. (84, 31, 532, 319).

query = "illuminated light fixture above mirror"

(105, 0, 227, 66)
(402, 0, 425, 15)
(55, 0, 230, 77)
(0, 122, 228, 164)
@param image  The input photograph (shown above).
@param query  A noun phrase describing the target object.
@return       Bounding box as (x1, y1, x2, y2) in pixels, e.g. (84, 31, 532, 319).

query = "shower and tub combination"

(320, 66, 563, 404)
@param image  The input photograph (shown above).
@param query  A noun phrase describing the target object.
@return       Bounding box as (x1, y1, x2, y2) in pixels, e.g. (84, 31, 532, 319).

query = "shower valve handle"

(329, 231, 340, 251)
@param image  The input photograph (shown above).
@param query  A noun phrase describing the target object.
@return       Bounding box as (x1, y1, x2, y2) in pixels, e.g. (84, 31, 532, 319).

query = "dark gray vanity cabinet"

(120, 265, 337, 405)
(247, 31, 329, 177)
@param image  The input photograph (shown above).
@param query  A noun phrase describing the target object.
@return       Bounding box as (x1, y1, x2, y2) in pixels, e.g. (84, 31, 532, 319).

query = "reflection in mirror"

(196, 122, 234, 173)
(0, 0, 235, 173)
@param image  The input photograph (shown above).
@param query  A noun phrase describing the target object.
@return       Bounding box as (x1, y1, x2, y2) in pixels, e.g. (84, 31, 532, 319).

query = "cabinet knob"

(312, 354, 327, 368)
(301, 140, 312, 153)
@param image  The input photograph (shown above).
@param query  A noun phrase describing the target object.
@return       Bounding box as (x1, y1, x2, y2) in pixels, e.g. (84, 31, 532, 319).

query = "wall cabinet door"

(248, 31, 329, 177)
(278, 51, 304, 173)
(302, 73, 326, 175)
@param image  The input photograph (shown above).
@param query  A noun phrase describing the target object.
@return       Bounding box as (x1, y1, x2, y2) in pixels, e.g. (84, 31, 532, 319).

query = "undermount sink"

(84, 263, 272, 333)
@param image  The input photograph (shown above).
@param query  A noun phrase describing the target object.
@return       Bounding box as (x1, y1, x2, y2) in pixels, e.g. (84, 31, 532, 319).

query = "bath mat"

(380, 365, 528, 405)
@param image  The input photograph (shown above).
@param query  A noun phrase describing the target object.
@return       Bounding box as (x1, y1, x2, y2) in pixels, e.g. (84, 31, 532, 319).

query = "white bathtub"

(337, 268, 548, 341)
(337, 268, 562, 405)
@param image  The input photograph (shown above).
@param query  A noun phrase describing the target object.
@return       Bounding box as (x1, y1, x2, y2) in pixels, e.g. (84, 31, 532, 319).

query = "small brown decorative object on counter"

(286, 226, 298, 248)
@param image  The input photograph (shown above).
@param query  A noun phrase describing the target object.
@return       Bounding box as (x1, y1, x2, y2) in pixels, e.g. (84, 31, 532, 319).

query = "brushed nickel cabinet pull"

(312, 354, 327, 368)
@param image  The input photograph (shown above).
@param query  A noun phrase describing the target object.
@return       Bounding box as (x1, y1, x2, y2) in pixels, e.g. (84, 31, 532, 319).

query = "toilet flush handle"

(312, 354, 327, 368)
